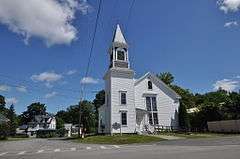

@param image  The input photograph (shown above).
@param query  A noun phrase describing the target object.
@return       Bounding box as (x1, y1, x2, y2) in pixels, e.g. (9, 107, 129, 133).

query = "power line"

(0, 74, 98, 94)
(81, 0, 103, 99)
(78, 0, 103, 138)
(125, 0, 136, 34)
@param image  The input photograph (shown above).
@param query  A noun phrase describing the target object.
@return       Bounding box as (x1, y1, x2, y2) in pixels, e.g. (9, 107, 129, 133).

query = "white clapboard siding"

(135, 76, 179, 128)
(110, 73, 136, 133)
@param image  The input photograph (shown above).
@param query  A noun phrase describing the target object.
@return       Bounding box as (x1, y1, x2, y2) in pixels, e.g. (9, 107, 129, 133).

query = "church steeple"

(113, 24, 127, 45)
(109, 24, 129, 69)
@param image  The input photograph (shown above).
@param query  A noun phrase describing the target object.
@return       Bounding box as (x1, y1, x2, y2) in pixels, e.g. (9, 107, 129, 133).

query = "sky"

(0, 0, 240, 114)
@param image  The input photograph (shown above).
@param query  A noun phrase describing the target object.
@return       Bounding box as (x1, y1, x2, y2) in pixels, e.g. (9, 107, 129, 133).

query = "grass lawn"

(0, 137, 30, 142)
(73, 134, 165, 145)
(157, 132, 240, 139)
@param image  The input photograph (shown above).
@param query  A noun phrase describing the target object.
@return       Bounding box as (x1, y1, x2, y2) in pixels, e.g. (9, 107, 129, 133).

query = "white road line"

(18, 151, 26, 155)
(70, 147, 76, 151)
(100, 146, 107, 149)
(37, 150, 44, 153)
(0, 152, 8, 156)
(54, 149, 60, 152)
(113, 145, 120, 148)
(86, 147, 92, 150)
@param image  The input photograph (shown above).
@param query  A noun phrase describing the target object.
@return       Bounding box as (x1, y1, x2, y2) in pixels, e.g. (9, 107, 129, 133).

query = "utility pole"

(78, 0, 102, 138)
(78, 87, 83, 138)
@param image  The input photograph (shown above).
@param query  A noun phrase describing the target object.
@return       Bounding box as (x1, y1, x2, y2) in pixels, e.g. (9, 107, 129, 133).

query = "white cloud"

(66, 69, 77, 75)
(218, 0, 240, 13)
(236, 75, 240, 78)
(80, 77, 99, 84)
(0, 0, 91, 46)
(224, 21, 238, 27)
(213, 79, 239, 92)
(6, 97, 18, 105)
(45, 91, 58, 99)
(31, 71, 62, 83)
(0, 85, 10, 92)
(16, 86, 27, 93)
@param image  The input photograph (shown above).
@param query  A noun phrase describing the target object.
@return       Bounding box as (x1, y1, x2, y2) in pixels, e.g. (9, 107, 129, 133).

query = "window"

(146, 96, 158, 125)
(148, 113, 153, 125)
(120, 92, 127, 105)
(153, 113, 159, 125)
(152, 97, 157, 111)
(146, 97, 151, 111)
(148, 81, 153, 90)
(121, 112, 127, 126)
(117, 50, 125, 61)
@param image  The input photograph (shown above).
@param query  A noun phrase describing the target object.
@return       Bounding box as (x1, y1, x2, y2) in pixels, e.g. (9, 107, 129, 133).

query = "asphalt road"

(1, 136, 240, 159)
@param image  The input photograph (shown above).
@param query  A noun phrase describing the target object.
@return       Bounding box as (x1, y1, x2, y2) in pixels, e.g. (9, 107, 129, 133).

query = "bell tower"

(109, 24, 129, 69)
(103, 24, 136, 134)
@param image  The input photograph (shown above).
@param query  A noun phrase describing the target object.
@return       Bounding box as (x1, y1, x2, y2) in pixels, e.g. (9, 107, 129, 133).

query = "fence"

(208, 120, 240, 133)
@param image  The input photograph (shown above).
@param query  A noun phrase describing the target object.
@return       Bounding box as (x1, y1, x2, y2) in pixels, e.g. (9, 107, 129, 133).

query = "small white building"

(98, 24, 181, 134)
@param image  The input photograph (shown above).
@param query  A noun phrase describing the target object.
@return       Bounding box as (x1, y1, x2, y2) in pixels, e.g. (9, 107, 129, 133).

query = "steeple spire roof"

(112, 24, 127, 44)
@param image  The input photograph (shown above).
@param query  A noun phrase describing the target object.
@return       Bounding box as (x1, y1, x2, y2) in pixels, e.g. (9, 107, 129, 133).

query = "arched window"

(148, 81, 153, 90)
(116, 48, 126, 61)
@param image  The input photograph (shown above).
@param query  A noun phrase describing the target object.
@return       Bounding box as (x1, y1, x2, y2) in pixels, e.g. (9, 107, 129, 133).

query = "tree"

(223, 92, 240, 120)
(19, 102, 47, 125)
(93, 90, 105, 129)
(56, 100, 96, 133)
(0, 123, 9, 140)
(0, 95, 8, 116)
(93, 90, 105, 110)
(79, 100, 96, 133)
(56, 117, 64, 130)
(0, 95, 6, 110)
(156, 72, 174, 85)
(178, 102, 190, 130)
(6, 104, 17, 136)
(56, 110, 69, 123)
(171, 85, 196, 109)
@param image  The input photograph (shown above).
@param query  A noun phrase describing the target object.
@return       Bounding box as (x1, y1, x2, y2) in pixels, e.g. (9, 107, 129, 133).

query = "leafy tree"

(0, 123, 9, 140)
(93, 90, 105, 110)
(0, 95, 6, 110)
(93, 90, 105, 129)
(171, 85, 196, 109)
(56, 110, 69, 123)
(79, 100, 96, 133)
(178, 103, 190, 130)
(56, 117, 64, 130)
(157, 72, 174, 85)
(19, 102, 47, 125)
(223, 92, 240, 120)
(0, 95, 8, 116)
(56, 100, 96, 133)
(6, 104, 17, 136)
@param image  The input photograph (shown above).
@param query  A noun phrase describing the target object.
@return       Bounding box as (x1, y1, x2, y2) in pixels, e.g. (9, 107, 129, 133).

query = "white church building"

(98, 25, 181, 134)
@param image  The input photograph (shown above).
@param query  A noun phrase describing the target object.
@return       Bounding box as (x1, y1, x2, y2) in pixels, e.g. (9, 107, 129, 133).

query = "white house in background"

(17, 114, 56, 137)
(98, 24, 181, 134)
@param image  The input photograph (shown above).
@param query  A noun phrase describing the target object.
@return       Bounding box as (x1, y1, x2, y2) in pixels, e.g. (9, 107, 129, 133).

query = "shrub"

(56, 128, 66, 137)
(36, 130, 56, 138)
(0, 123, 9, 140)
(14, 133, 29, 138)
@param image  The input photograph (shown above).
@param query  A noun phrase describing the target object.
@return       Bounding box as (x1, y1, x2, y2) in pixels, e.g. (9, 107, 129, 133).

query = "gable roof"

(135, 72, 181, 100)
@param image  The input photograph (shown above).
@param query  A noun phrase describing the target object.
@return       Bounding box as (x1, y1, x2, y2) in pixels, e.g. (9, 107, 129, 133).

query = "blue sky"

(0, 0, 240, 114)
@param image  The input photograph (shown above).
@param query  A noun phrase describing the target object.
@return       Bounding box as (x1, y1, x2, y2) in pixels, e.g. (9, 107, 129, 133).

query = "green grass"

(157, 132, 239, 139)
(73, 134, 165, 145)
(0, 137, 30, 142)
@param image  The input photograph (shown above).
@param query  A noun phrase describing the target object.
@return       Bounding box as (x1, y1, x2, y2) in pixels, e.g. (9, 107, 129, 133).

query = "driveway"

(0, 136, 240, 159)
